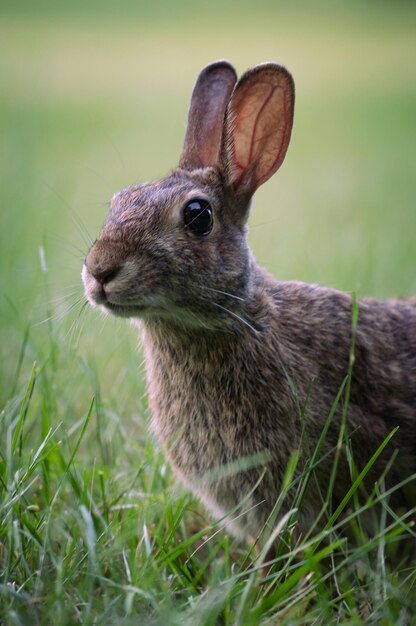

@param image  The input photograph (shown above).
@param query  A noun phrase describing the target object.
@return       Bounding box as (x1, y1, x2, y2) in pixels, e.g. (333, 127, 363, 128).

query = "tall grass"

(1, 2, 415, 623)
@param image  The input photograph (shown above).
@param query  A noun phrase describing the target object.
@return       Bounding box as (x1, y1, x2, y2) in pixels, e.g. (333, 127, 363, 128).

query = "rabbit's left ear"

(222, 63, 295, 197)
(180, 61, 237, 170)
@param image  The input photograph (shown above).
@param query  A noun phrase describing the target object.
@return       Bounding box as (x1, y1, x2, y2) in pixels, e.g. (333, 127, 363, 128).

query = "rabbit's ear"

(222, 63, 294, 197)
(179, 61, 237, 170)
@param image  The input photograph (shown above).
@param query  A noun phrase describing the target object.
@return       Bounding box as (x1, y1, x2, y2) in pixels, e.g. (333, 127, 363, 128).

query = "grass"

(1, 333, 416, 625)
(1, 1, 416, 623)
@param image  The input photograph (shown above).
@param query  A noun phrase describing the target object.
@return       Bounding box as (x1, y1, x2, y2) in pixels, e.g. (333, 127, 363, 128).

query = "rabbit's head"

(83, 61, 294, 329)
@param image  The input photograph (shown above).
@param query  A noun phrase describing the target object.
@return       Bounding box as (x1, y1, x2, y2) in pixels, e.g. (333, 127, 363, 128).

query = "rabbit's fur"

(83, 61, 416, 542)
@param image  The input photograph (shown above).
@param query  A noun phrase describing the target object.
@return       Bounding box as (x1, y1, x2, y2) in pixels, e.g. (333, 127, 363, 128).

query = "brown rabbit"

(82, 61, 416, 543)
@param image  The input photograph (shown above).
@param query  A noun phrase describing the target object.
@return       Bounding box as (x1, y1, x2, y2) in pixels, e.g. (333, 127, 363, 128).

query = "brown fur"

(82, 61, 416, 544)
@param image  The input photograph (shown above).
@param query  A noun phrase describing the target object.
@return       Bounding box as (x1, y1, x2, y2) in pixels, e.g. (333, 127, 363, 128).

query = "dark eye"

(183, 199, 213, 236)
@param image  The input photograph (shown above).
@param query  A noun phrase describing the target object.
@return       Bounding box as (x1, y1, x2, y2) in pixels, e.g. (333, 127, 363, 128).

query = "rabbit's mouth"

(103, 301, 149, 318)
(103, 295, 178, 321)
(83, 262, 150, 317)
(102, 298, 226, 329)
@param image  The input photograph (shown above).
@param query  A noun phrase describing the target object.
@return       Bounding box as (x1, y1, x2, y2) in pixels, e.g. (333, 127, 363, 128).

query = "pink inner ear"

(227, 69, 294, 194)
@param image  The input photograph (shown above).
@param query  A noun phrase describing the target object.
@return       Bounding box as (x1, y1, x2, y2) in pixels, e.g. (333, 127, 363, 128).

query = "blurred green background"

(1, 1, 415, 408)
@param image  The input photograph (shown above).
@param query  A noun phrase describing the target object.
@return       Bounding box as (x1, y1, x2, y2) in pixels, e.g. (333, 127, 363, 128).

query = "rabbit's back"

(272, 281, 416, 423)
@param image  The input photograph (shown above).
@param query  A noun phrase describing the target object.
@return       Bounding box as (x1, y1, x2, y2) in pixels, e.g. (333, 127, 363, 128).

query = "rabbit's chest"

(147, 357, 258, 473)
(142, 327, 294, 478)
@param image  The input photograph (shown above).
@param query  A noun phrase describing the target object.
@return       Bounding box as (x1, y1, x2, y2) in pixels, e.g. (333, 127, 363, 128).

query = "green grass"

(1, 2, 415, 624)
(2, 338, 416, 624)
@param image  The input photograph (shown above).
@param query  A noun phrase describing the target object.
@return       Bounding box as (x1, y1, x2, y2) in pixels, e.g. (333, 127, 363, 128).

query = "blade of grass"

(250, 540, 345, 619)
(324, 427, 399, 530)
(11, 363, 37, 458)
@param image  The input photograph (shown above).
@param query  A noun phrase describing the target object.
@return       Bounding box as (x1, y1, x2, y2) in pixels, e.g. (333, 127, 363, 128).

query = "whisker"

(203, 286, 245, 303)
(61, 296, 87, 317)
(66, 300, 89, 348)
(50, 288, 84, 305)
(55, 282, 85, 292)
(47, 233, 88, 260)
(210, 301, 259, 335)
(70, 212, 94, 249)
(33, 295, 86, 328)
(42, 180, 95, 248)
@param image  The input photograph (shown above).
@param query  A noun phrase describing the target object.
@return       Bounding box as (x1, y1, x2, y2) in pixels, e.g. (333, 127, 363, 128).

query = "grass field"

(1, 2, 416, 624)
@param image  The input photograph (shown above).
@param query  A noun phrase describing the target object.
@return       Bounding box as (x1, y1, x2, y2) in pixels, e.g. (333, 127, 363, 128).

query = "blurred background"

(1, 0, 415, 413)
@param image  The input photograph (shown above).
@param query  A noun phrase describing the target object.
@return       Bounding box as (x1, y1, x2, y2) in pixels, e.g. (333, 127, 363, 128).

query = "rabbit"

(82, 60, 416, 545)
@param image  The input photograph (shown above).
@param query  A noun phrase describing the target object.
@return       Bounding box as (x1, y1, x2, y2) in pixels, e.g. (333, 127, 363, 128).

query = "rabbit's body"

(83, 60, 416, 543)
(143, 274, 416, 538)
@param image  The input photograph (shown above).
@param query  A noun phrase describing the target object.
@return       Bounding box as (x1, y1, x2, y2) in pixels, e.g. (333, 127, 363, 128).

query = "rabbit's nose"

(91, 266, 121, 286)
(85, 243, 123, 286)
(85, 251, 121, 285)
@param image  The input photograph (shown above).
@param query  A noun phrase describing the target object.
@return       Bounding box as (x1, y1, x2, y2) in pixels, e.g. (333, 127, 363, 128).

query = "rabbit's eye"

(183, 199, 213, 236)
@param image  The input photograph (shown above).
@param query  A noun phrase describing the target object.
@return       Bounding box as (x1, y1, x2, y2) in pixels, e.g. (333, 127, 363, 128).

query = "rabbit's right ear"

(221, 63, 295, 199)
(179, 61, 237, 170)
